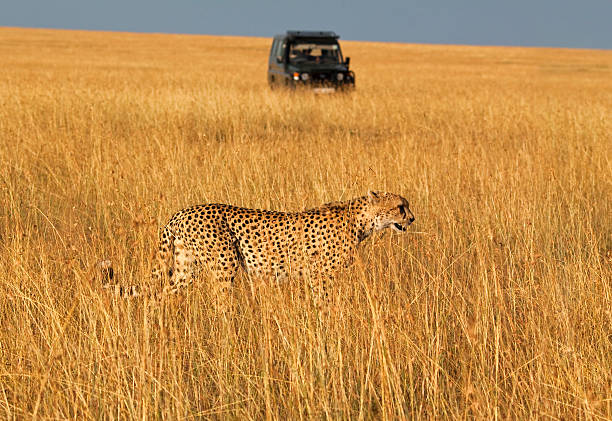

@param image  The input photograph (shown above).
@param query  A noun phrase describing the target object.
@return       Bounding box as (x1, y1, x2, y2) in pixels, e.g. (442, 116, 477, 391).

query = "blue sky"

(2, 0, 611, 49)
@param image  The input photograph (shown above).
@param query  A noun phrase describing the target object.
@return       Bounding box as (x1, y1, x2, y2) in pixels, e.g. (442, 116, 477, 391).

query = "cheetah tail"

(96, 225, 175, 299)
(95, 259, 142, 298)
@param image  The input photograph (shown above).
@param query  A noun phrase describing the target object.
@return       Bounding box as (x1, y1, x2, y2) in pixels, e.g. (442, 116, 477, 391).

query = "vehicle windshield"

(289, 42, 342, 65)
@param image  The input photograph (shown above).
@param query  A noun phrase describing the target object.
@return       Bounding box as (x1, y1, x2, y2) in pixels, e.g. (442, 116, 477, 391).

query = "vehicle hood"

(288, 63, 349, 73)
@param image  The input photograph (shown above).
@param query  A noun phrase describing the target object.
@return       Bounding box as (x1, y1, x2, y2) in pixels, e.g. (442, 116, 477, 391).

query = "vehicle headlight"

(301, 73, 310, 81)
(336, 73, 344, 81)
(293, 72, 300, 80)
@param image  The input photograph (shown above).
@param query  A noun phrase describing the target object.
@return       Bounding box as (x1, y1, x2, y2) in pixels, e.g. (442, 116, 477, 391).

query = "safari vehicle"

(268, 30, 355, 92)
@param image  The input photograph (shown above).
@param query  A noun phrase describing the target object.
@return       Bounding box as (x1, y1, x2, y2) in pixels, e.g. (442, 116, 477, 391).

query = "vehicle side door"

(268, 39, 287, 86)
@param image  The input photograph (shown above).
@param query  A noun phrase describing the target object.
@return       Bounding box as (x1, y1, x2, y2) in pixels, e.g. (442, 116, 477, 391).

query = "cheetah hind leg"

(156, 234, 240, 312)
(151, 225, 175, 290)
(152, 227, 200, 298)
(161, 237, 196, 295)
(154, 238, 237, 311)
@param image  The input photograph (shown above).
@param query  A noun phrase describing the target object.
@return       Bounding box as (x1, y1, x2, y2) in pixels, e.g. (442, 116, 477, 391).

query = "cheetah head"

(364, 191, 415, 233)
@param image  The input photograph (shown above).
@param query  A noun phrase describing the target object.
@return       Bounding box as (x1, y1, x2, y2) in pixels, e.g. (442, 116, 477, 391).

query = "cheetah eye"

(398, 205, 406, 217)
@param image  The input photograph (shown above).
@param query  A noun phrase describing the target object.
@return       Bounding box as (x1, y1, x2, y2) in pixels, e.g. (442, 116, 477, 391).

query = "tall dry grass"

(0, 27, 611, 419)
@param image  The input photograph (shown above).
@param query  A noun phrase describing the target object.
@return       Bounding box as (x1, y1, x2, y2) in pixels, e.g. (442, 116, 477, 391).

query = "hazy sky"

(3, 0, 611, 49)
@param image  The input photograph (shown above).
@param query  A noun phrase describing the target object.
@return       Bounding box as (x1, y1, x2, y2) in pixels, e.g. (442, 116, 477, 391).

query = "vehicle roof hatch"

(285, 30, 339, 40)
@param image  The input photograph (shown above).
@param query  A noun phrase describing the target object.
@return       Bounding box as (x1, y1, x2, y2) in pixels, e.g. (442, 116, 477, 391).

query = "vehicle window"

(270, 40, 278, 56)
(289, 42, 342, 64)
(278, 42, 286, 61)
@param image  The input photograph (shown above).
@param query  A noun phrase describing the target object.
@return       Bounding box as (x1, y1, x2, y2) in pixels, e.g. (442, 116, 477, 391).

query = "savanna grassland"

(0, 27, 611, 419)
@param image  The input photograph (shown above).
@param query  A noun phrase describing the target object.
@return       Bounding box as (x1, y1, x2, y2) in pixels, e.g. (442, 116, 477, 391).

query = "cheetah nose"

(408, 216, 415, 224)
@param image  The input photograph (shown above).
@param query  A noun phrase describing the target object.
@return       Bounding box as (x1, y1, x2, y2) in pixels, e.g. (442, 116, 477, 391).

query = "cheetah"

(102, 191, 415, 299)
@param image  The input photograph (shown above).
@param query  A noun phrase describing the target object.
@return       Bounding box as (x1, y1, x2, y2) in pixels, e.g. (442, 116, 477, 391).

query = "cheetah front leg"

(308, 276, 332, 315)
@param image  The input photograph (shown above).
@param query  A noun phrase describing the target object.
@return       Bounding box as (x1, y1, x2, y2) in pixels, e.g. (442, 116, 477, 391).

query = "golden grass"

(0, 27, 611, 419)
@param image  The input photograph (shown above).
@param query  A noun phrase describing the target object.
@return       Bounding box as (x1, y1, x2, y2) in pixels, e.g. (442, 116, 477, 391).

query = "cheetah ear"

(367, 190, 380, 203)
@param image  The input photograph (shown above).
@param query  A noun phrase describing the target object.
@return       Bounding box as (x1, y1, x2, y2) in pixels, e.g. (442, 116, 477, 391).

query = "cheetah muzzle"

(393, 223, 407, 232)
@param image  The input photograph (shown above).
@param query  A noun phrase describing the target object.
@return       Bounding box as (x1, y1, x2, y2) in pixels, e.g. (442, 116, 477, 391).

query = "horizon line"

(2, 25, 610, 53)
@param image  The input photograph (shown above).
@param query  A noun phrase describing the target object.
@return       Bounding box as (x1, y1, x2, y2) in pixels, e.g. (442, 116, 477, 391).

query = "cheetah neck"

(354, 219, 375, 243)
(346, 197, 375, 244)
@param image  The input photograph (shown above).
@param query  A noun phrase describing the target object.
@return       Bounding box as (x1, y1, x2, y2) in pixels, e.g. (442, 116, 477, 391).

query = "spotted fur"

(105, 191, 415, 298)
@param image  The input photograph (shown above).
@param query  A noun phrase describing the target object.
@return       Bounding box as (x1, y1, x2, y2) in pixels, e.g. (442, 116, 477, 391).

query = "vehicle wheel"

(285, 79, 296, 90)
